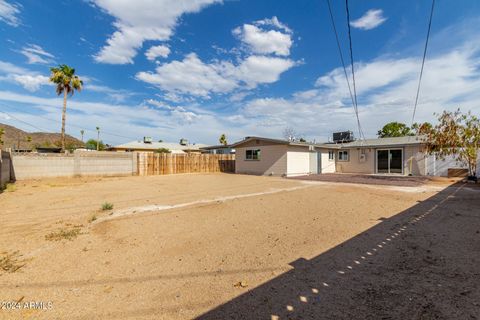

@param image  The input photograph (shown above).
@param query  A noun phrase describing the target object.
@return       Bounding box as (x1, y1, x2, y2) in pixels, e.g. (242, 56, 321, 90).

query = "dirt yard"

(0, 174, 478, 319)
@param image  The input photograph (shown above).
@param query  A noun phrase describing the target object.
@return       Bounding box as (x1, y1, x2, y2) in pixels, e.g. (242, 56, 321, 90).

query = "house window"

(246, 149, 260, 160)
(328, 151, 335, 160)
(338, 150, 349, 161)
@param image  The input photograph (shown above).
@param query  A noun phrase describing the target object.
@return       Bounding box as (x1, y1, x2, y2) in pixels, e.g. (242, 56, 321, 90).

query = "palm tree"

(26, 136, 32, 149)
(80, 130, 85, 143)
(49, 64, 83, 151)
(96, 127, 100, 151)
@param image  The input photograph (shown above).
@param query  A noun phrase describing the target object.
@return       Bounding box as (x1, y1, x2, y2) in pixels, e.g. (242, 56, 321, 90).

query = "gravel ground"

(290, 173, 439, 187)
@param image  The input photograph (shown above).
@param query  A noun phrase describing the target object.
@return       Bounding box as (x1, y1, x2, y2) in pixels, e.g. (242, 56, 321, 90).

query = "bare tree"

(282, 127, 307, 142)
(282, 127, 297, 142)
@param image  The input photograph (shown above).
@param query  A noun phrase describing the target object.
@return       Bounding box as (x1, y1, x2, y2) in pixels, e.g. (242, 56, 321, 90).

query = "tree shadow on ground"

(196, 182, 480, 320)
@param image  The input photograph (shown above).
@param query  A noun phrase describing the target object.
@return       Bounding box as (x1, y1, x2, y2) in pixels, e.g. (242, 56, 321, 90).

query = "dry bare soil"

(0, 174, 478, 319)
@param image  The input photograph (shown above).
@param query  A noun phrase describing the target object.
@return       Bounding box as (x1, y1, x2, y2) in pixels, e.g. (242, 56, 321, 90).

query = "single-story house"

(110, 137, 209, 154)
(200, 145, 235, 155)
(231, 135, 437, 177)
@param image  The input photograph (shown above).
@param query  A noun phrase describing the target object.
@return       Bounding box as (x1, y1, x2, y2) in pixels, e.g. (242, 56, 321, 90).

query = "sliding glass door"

(377, 150, 389, 173)
(376, 149, 403, 174)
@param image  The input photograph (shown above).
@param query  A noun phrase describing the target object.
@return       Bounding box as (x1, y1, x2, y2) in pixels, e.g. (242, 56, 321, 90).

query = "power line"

(0, 102, 139, 141)
(324, 0, 357, 122)
(0, 110, 53, 133)
(345, 0, 365, 141)
(411, 0, 436, 126)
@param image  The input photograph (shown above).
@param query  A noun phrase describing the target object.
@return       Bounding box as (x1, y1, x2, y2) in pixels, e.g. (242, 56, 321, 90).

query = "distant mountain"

(0, 123, 84, 150)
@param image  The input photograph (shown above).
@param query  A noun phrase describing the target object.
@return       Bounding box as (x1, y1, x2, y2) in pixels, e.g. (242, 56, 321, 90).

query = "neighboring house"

(110, 137, 209, 154)
(231, 135, 443, 177)
(200, 145, 235, 155)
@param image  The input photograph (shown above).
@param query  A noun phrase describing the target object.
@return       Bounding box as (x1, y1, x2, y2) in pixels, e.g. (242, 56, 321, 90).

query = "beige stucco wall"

(336, 148, 375, 174)
(235, 144, 288, 176)
(234, 141, 429, 177)
(403, 145, 427, 176)
(335, 145, 427, 176)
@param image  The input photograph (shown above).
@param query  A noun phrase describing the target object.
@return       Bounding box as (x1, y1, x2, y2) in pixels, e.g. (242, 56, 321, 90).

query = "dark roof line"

(229, 136, 426, 149)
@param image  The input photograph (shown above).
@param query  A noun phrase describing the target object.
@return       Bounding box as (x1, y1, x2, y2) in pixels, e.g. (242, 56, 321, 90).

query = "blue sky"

(0, 0, 479, 145)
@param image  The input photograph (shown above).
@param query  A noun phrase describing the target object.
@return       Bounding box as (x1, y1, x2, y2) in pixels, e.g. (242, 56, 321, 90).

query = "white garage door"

(287, 151, 311, 176)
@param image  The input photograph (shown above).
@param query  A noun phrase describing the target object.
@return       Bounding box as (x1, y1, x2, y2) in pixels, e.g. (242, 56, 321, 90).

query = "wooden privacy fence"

(137, 153, 235, 176)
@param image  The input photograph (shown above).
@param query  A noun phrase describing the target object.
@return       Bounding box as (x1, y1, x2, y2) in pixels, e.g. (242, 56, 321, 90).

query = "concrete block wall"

(0, 150, 13, 187)
(75, 151, 136, 176)
(11, 151, 137, 180)
(12, 154, 75, 179)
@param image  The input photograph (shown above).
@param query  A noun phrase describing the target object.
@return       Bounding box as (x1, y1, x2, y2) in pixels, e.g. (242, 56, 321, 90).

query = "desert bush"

(45, 227, 81, 241)
(101, 202, 114, 211)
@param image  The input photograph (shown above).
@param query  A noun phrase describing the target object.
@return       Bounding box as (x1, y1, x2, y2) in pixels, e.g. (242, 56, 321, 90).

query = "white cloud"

(136, 53, 295, 98)
(350, 9, 387, 30)
(0, 0, 20, 26)
(92, 0, 221, 64)
(255, 16, 292, 33)
(20, 44, 55, 64)
(235, 55, 295, 88)
(11, 74, 50, 92)
(86, 84, 135, 102)
(0, 60, 27, 74)
(136, 53, 238, 98)
(233, 16, 293, 56)
(145, 98, 200, 124)
(162, 91, 188, 103)
(145, 44, 171, 61)
(0, 60, 50, 92)
(145, 98, 174, 110)
(136, 16, 296, 100)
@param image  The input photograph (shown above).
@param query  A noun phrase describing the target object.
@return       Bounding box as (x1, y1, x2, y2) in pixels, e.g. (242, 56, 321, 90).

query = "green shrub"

(45, 227, 81, 241)
(101, 202, 114, 211)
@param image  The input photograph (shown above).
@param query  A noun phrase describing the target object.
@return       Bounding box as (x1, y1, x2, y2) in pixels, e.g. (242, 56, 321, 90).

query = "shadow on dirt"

(196, 182, 480, 319)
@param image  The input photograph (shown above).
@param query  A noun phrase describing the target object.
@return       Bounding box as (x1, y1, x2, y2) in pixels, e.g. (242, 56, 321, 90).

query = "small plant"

(1, 183, 16, 192)
(45, 227, 81, 241)
(88, 214, 97, 223)
(0, 251, 25, 273)
(101, 202, 114, 211)
(155, 147, 171, 154)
